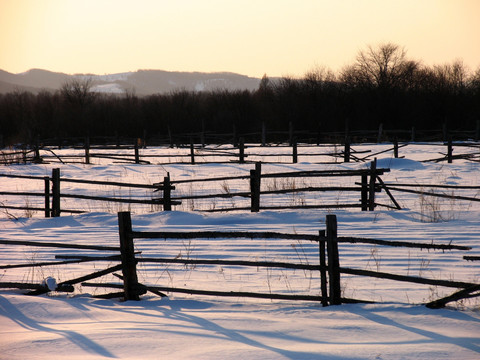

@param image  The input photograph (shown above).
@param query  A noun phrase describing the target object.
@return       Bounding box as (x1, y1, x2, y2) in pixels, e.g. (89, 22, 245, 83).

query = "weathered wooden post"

(326, 215, 341, 305)
(190, 139, 195, 164)
(168, 126, 174, 148)
(318, 230, 328, 307)
(292, 137, 298, 163)
(84, 137, 90, 164)
(44, 176, 50, 218)
(134, 141, 140, 164)
(288, 121, 294, 146)
(118, 211, 140, 301)
(475, 120, 480, 142)
(377, 123, 383, 143)
(368, 159, 377, 211)
(361, 173, 368, 211)
(250, 162, 261, 212)
(232, 124, 238, 148)
(344, 138, 351, 163)
(447, 139, 453, 164)
(163, 174, 173, 211)
(393, 138, 399, 158)
(238, 137, 245, 163)
(261, 122, 266, 146)
(51, 168, 61, 217)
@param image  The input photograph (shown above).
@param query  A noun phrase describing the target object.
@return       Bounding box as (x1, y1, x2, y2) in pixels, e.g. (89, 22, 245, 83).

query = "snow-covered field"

(0, 143, 479, 359)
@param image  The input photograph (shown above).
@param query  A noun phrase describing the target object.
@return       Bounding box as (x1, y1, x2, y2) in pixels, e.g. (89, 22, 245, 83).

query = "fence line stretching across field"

(2, 137, 480, 166)
(2, 211, 475, 308)
(0, 160, 398, 216)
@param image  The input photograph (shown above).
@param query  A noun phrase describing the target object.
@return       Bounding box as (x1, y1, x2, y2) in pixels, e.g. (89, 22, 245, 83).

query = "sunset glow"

(1, 0, 479, 77)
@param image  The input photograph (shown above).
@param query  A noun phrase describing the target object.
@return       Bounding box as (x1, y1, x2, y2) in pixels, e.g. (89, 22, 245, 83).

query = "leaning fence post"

(326, 215, 341, 305)
(368, 159, 377, 211)
(319, 230, 328, 307)
(250, 162, 261, 212)
(118, 211, 140, 301)
(44, 176, 50, 218)
(51, 168, 61, 217)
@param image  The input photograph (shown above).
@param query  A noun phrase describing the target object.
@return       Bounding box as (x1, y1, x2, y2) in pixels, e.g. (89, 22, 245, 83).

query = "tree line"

(1, 43, 479, 146)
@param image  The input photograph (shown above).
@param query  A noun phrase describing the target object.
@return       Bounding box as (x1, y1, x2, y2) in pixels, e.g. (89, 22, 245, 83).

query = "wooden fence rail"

(0, 211, 476, 307)
(90, 211, 475, 307)
(0, 161, 395, 216)
(2, 137, 480, 166)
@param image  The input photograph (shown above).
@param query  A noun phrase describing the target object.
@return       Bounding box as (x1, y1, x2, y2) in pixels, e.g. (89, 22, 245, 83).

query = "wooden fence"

(0, 161, 398, 216)
(2, 211, 475, 308)
(2, 136, 479, 166)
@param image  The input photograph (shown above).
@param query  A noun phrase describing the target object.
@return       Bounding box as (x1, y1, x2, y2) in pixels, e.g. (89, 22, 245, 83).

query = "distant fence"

(2, 137, 479, 166)
(2, 212, 475, 308)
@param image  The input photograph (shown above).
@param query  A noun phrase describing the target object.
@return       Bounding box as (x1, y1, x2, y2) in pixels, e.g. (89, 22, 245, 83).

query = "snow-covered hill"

(0, 68, 262, 95)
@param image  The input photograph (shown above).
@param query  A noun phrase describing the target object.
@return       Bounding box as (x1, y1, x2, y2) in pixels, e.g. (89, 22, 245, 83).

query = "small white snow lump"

(42, 277, 57, 291)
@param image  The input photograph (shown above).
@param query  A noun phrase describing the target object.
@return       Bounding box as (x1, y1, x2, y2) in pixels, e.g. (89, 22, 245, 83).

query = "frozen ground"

(0, 143, 479, 359)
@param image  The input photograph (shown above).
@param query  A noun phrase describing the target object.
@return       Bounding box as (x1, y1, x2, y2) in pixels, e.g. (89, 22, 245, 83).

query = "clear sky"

(1, 0, 479, 78)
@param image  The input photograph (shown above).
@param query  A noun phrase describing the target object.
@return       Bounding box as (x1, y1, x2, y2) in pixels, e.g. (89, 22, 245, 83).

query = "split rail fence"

(0, 161, 397, 216)
(2, 138, 480, 166)
(0, 212, 477, 308)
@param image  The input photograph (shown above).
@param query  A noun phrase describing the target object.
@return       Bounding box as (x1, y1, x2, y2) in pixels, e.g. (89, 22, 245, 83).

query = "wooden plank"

(426, 284, 480, 309)
(0, 238, 120, 251)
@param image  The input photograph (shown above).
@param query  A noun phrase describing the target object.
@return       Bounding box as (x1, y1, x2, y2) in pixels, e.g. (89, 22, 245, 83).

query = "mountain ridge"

(0, 68, 264, 95)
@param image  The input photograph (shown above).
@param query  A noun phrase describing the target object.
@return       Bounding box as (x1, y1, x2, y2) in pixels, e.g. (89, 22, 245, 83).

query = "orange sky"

(1, 0, 479, 77)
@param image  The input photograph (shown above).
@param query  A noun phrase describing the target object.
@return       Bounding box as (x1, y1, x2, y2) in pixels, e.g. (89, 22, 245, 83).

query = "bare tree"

(60, 77, 95, 107)
(341, 43, 418, 90)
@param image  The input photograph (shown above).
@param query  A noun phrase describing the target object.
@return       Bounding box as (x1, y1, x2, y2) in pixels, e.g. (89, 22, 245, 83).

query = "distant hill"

(0, 68, 264, 95)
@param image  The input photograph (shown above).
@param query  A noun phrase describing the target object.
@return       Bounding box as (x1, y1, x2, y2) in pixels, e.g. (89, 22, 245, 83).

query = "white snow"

(0, 143, 479, 359)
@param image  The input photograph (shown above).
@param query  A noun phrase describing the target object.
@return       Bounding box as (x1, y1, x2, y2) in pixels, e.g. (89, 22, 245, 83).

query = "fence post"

(292, 137, 298, 163)
(393, 137, 399, 158)
(118, 211, 140, 301)
(239, 137, 245, 163)
(344, 138, 351, 163)
(190, 139, 195, 164)
(326, 215, 341, 305)
(84, 137, 90, 164)
(261, 122, 266, 146)
(51, 168, 61, 217)
(134, 141, 140, 164)
(250, 162, 261, 212)
(368, 159, 377, 211)
(44, 176, 50, 218)
(377, 123, 383, 143)
(447, 139, 453, 164)
(163, 174, 173, 211)
(288, 122, 293, 146)
(475, 120, 480, 142)
(168, 126, 173, 148)
(361, 173, 368, 211)
(232, 124, 238, 148)
(318, 230, 328, 307)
